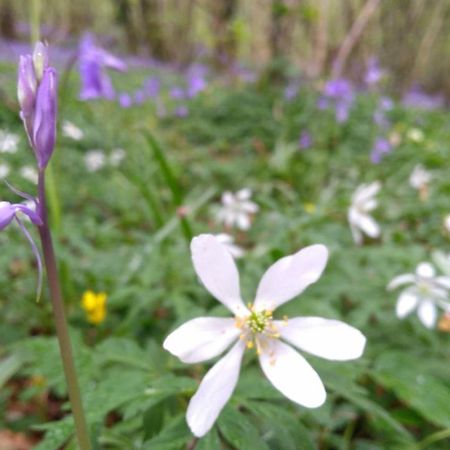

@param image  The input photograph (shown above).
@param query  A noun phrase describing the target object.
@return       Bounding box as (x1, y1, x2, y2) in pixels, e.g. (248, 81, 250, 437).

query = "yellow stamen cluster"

(235, 303, 283, 354)
(81, 290, 107, 325)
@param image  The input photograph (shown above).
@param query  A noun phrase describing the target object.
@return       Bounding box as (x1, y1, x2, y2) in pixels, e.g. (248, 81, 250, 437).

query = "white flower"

(62, 121, 84, 141)
(406, 128, 424, 143)
(388, 262, 450, 329)
(215, 233, 244, 259)
(20, 166, 38, 184)
(0, 130, 19, 153)
(0, 163, 10, 179)
(443, 214, 450, 234)
(348, 181, 381, 245)
(409, 164, 431, 190)
(164, 234, 366, 437)
(216, 188, 259, 230)
(84, 150, 106, 172)
(110, 148, 126, 166)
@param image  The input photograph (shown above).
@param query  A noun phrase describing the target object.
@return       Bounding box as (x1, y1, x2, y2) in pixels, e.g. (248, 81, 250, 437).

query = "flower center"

(235, 303, 283, 353)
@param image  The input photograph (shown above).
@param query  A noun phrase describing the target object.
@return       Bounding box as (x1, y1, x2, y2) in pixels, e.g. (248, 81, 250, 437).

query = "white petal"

(362, 198, 378, 212)
(236, 213, 250, 230)
(355, 213, 380, 238)
(353, 181, 381, 204)
(276, 317, 366, 361)
(236, 188, 252, 200)
(350, 223, 363, 245)
(191, 235, 247, 315)
(241, 201, 259, 214)
(417, 300, 437, 328)
(395, 290, 419, 318)
(221, 191, 235, 206)
(254, 244, 328, 311)
(416, 262, 435, 278)
(387, 273, 415, 290)
(258, 339, 326, 408)
(186, 341, 245, 437)
(163, 317, 239, 364)
(435, 276, 450, 290)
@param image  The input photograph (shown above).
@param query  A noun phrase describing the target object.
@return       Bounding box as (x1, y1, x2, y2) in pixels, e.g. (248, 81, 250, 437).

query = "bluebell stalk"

(2, 42, 93, 450)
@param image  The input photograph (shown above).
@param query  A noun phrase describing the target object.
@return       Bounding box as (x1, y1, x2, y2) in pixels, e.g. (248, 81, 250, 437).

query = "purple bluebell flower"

(403, 86, 444, 110)
(373, 96, 393, 129)
(33, 67, 57, 169)
(299, 131, 312, 150)
(118, 92, 132, 108)
(0, 201, 42, 229)
(284, 82, 299, 101)
(170, 86, 186, 100)
(78, 33, 127, 101)
(144, 76, 160, 98)
(17, 55, 37, 137)
(321, 78, 354, 123)
(174, 105, 189, 117)
(364, 58, 384, 88)
(370, 137, 392, 164)
(186, 65, 207, 98)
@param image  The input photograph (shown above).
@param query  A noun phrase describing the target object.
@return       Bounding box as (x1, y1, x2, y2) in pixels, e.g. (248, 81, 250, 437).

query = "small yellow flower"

(81, 290, 107, 325)
(304, 203, 316, 214)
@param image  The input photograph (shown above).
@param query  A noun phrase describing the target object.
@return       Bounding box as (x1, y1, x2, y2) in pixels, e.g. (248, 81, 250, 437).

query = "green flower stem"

(417, 428, 450, 450)
(144, 132, 193, 243)
(30, 0, 41, 43)
(38, 171, 92, 450)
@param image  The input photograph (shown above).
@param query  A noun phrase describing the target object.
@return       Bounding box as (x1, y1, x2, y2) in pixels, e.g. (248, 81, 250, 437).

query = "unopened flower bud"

(32, 42, 48, 82)
(17, 55, 37, 118)
(33, 67, 57, 168)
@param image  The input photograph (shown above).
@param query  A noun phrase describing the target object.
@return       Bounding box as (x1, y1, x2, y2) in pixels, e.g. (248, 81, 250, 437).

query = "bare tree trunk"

(212, 0, 238, 68)
(140, 0, 169, 59)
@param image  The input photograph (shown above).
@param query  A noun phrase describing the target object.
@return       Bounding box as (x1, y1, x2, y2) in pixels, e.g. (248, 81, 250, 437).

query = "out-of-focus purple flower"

(144, 76, 160, 98)
(284, 82, 299, 101)
(321, 78, 354, 123)
(403, 86, 444, 110)
(299, 131, 312, 150)
(370, 137, 392, 164)
(0, 201, 42, 230)
(186, 65, 207, 98)
(174, 105, 189, 117)
(118, 92, 132, 108)
(170, 86, 186, 100)
(317, 97, 329, 110)
(364, 58, 384, 88)
(33, 67, 57, 169)
(78, 33, 127, 101)
(373, 97, 393, 130)
(379, 96, 393, 111)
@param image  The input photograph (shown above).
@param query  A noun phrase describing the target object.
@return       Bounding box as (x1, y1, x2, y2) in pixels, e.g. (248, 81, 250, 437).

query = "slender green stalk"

(38, 171, 92, 450)
(144, 132, 193, 243)
(416, 428, 450, 450)
(30, 0, 41, 43)
(45, 162, 62, 232)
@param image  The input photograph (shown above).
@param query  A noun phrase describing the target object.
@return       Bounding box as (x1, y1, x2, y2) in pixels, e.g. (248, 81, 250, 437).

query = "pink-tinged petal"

(276, 317, 366, 361)
(236, 188, 252, 201)
(163, 317, 239, 364)
(259, 340, 326, 408)
(387, 274, 415, 290)
(241, 201, 259, 214)
(417, 300, 437, 328)
(191, 235, 247, 315)
(396, 290, 419, 318)
(186, 340, 245, 437)
(221, 191, 234, 206)
(254, 244, 328, 311)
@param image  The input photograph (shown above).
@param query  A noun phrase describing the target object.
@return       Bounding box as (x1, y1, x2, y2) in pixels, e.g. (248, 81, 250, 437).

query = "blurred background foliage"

(2, 0, 450, 96)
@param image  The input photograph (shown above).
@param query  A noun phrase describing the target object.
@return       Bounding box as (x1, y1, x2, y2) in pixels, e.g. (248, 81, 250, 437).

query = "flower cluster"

(81, 290, 107, 325)
(164, 234, 366, 437)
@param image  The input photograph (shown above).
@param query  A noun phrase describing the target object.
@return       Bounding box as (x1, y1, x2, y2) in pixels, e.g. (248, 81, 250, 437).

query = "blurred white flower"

(110, 148, 126, 166)
(164, 234, 366, 437)
(348, 181, 381, 245)
(62, 121, 84, 141)
(388, 262, 450, 329)
(0, 130, 19, 153)
(443, 214, 450, 234)
(406, 128, 424, 143)
(85, 150, 106, 172)
(214, 233, 244, 259)
(216, 188, 259, 230)
(0, 163, 10, 179)
(409, 164, 431, 190)
(20, 166, 38, 184)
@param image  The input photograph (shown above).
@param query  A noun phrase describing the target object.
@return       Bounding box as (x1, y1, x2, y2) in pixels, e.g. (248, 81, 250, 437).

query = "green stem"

(45, 162, 62, 233)
(416, 428, 450, 450)
(144, 132, 193, 243)
(30, 0, 41, 43)
(38, 171, 92, 450)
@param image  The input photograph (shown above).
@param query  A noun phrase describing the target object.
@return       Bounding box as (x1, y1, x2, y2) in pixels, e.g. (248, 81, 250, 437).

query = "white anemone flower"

(216, 188, 259, 230)
(110, 148, 126, 166)
(0, 163, 10, 180)
(62, 121, 84, 141)
(388, 262, 450, 329)
(409, 164, 431, 191)
(215, 233, 244, 259)
(0, 130, 19, 153)
(20, 166, 38, 184)
(84, 150, 106, 172)
(164, 234, 366, 437)
(348, 181, 381, 245)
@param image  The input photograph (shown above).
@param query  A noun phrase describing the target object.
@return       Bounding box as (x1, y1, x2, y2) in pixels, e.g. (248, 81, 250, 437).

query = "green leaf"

(143, 415, 191, 449)
(0, 353, 23, 389)
(218, 406, 270, 450)
(196, 429, 222, 450)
